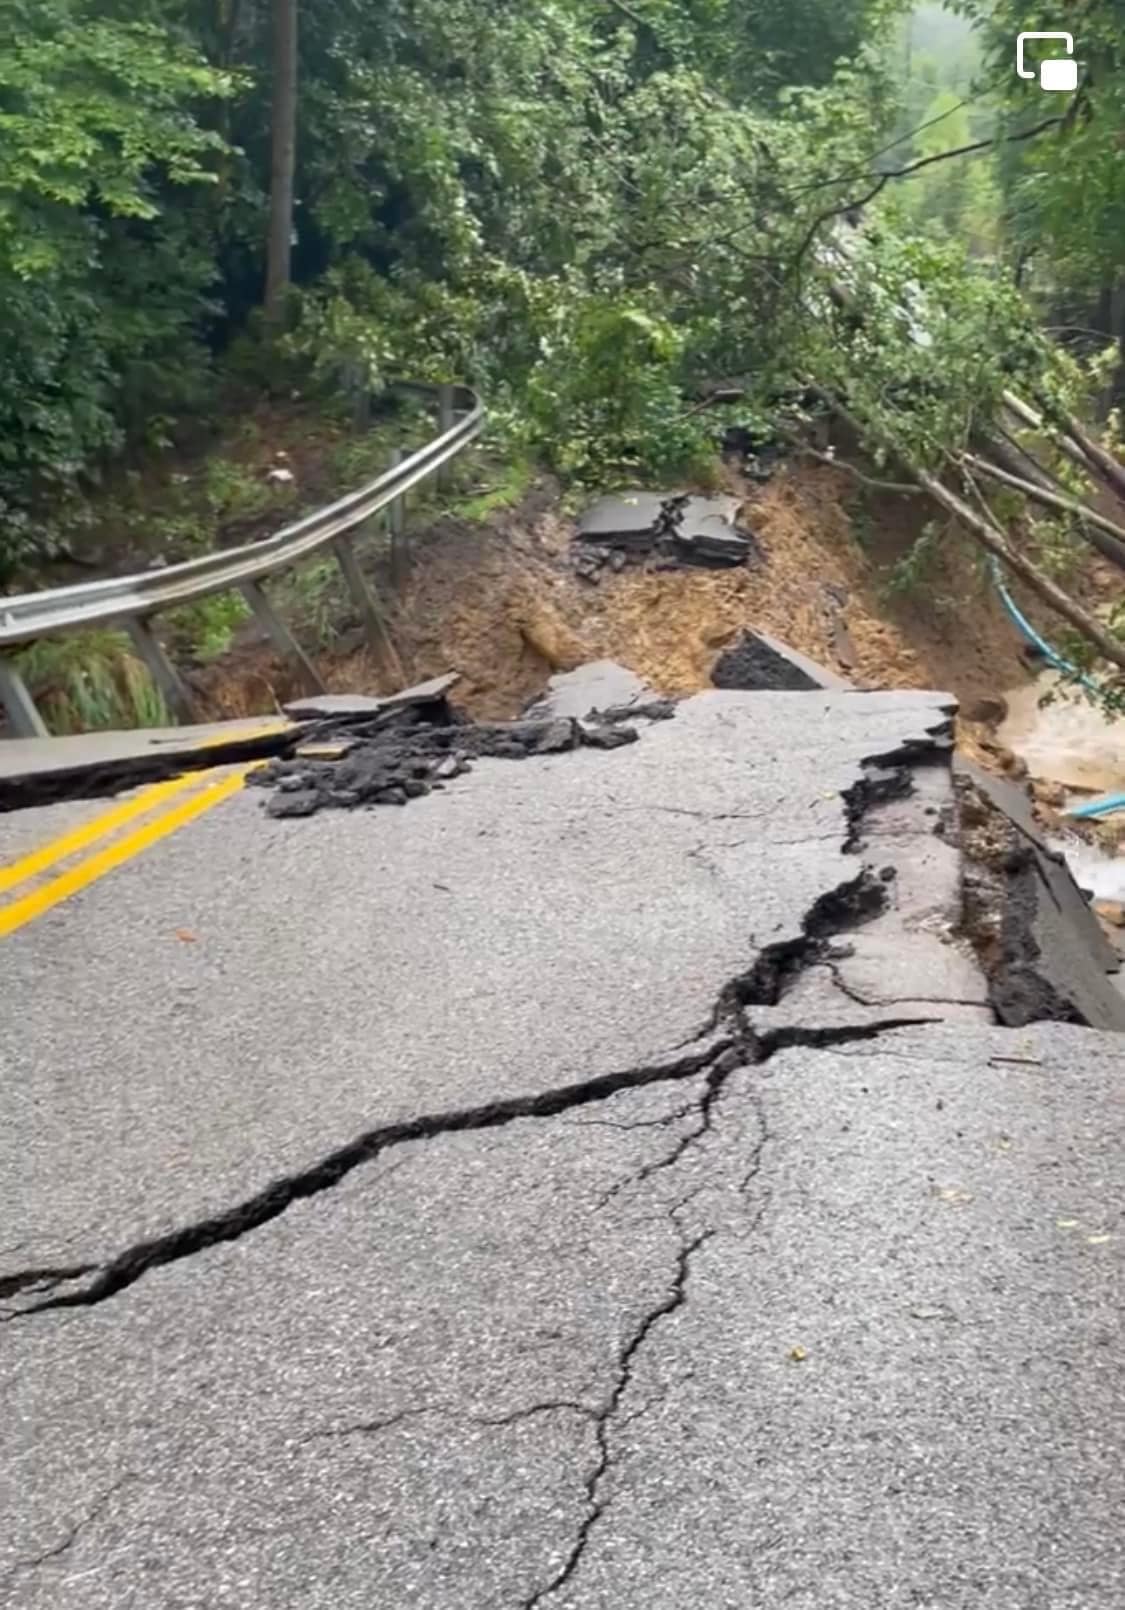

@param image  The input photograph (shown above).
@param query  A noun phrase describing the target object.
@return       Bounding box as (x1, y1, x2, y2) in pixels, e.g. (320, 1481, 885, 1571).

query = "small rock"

(578, 721, 639, 750)
(575, 552, 604, 585)
(1031, 778, 1067, 810)
(609, 548, 629, 572)
(531, 719, 580, 755)
(964, 696, 1009, 726)
(278, 772, 312, 793)
(1095, 900, 1125, 927)
(375, 787, 408, 806)
(266, 790, 320, 818)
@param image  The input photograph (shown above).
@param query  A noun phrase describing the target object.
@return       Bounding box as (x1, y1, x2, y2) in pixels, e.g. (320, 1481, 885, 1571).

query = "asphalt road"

(2, 687, 1123, 1608)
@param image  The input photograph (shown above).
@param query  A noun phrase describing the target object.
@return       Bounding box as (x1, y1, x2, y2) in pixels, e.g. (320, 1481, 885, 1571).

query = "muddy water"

(1000, 672, 1125, 910)
(1000, 675, 1125, 794)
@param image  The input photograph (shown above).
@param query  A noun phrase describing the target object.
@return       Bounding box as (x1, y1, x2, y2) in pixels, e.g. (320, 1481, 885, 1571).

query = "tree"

(0, 0, 231, 576)
(265, 0, 298, 323)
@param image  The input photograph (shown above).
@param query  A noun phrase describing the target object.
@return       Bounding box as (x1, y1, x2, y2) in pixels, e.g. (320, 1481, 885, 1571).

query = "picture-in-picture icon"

(1016, 31, 1078, 91)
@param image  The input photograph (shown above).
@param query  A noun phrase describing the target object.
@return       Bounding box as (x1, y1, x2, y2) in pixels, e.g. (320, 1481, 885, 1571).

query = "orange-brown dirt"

(194, 459, 1065, 727)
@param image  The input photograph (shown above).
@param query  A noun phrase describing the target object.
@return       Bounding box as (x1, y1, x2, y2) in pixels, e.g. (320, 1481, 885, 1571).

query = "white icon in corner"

(1016, 31, 1078, 90)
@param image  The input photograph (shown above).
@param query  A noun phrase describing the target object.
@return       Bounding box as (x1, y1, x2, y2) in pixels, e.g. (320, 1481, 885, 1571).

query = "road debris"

(574, 491, 763, 580)
(252, 673, 673, 818)
(711, 629, 851, 692)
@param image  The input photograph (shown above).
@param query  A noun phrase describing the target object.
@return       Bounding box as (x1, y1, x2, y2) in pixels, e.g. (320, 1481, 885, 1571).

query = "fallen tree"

(959, 453, 1125, 574)
(810, 385, 1125, 674)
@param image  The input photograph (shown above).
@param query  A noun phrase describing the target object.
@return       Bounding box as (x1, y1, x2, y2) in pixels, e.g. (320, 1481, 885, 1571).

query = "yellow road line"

(0, 764, 259, 940)
(0, 720, 289, 900)
(0, 770, 205, 896)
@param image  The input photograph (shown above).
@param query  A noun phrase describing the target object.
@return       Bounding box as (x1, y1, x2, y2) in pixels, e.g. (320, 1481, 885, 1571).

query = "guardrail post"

(388, 447, 409, 587)
(437, 385, 455, 489)
(124, 616, 197, 723)
(332, 536, 405, 685)
(0, 656, 49, 739)
(240, 579, 327, 695)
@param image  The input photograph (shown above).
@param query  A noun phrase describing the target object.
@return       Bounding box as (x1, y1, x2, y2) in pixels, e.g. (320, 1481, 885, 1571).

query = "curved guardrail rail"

(0, 384, 483, 738)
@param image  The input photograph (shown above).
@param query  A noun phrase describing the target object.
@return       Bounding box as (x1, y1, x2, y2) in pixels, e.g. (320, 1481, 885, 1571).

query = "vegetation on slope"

(2, 0, 1125, 714)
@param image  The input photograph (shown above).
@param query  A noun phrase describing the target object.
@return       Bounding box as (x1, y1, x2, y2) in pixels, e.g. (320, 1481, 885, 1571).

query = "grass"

(15, 631, 171, 734)
(454, 456, 533, 522)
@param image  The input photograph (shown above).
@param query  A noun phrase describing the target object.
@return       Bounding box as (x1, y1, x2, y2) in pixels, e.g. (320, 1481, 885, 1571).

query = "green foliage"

(0, 0, 231, 575)
(896, 87, 1001, 255)
(1026, 513, 1085, 581)
(0, 2, 230, 269)
(810, 229, 1071, 467)
(165, 592, 250, 662)
(6, 0, 1125, 618)
(455, 459, 534, 522)
(880, 518, 943, 598)
(13, 630, 170, 733)
(524, 297, 714, 481)
(952, 0, 1125, 293)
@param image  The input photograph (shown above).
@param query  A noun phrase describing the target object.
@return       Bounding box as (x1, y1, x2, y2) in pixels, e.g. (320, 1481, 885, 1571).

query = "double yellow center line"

(0, 725, 287, 939)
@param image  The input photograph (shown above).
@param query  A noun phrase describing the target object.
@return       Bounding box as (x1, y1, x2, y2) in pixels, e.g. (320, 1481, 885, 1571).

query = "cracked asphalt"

(2, 688, 1124, 1608)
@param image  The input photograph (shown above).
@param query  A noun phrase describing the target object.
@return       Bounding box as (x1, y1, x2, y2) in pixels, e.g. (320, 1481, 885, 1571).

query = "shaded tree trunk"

(264, 0, 297, 324)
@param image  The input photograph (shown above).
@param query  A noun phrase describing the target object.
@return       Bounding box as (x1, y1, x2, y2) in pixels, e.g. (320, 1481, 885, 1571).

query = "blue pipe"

(1064, 792, 1125, 819)
(987, 556, 1105, 699)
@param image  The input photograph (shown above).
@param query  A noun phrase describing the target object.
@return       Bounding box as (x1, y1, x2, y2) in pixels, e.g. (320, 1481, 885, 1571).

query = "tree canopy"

(1, 0, 1124, 673)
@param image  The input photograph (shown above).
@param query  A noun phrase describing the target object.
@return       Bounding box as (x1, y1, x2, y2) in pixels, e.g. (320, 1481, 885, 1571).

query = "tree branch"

(808, 385, 1125, 672)
(602, 0, 655, 31)
(961, 452, 1125, 573)
(787, 442, 921, 495)
(1002, 388, 1125, 510)
(788, 115, 1064, 274)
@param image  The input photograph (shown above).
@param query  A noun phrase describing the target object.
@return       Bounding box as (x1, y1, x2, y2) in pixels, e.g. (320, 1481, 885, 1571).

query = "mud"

(193, 459, 1052, 729)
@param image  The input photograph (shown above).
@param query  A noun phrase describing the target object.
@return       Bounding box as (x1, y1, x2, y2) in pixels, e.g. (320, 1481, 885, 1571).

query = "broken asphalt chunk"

(283, 672, 462, 724)
(578, 720, 639, 750)
(712, 630, 852, 692)
(575, 491, 759, 570)
(523, 660, 656, 722)
(577, 492, 667, 547)
(266, 789, 320, 818)
(672, 495, 760, 568)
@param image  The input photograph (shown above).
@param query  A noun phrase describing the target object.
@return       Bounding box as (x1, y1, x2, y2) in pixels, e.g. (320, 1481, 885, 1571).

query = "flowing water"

(1000, 676, 1125, 795)
(1000, 673, 1125, 908)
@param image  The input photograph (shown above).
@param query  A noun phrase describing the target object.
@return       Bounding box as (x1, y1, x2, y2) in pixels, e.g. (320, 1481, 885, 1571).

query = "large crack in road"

(3, 704, 949, 1318)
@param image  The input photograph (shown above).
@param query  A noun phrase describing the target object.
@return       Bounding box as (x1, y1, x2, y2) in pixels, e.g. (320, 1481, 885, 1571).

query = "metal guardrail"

(0, 383, 484, 739)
